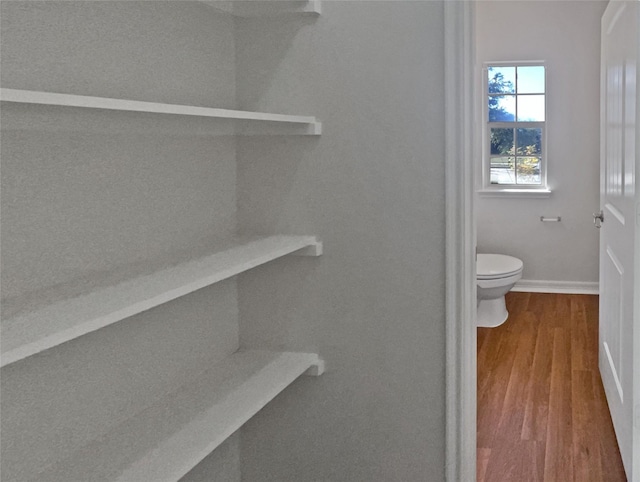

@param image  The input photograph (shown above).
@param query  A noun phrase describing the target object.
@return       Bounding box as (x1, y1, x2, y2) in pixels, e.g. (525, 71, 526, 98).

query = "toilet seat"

(477, 254, 523, 280)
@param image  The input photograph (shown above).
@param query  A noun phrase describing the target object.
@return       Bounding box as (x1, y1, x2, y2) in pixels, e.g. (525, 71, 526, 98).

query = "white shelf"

(201, 0, 321, 17)
(36, 349, 324, 482)
(0, 89, 322, 135)
(1, 236, 322, 367)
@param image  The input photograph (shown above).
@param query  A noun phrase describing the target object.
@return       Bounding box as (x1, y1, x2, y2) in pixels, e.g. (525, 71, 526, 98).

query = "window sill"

(477, 188, 552, 199)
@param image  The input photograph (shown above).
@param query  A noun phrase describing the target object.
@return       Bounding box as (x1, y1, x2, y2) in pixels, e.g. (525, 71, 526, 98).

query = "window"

(483, 63, 547, 191)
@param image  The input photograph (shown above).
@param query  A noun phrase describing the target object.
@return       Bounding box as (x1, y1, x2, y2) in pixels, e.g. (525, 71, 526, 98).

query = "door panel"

(599, 1, 638, 480)
(603, 245, 624, 401)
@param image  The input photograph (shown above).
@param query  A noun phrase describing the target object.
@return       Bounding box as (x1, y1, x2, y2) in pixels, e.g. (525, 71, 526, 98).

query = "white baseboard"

(512, 279, 599, 295)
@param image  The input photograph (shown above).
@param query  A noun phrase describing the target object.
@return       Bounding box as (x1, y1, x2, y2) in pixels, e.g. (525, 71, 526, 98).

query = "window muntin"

(485, 64, 546, 188)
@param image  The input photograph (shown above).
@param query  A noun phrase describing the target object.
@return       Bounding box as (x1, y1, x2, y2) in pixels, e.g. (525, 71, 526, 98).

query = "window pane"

(488, 95, 515, 121)
(490, 157, 515, 184)
(517, 66, 545, 93)
(488, 67, 515, 94)
(516, 157, 542, 184)
(490, 128, 514, 155)
(516, 128, 542, 155)
(517, 95, 545, 121)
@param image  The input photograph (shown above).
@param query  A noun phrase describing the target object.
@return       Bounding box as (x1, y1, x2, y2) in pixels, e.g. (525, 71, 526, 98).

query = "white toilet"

(477, 254, 523, 328)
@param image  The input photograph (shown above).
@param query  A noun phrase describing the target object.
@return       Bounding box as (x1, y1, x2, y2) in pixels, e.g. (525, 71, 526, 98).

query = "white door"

(599, 1, 639, 480)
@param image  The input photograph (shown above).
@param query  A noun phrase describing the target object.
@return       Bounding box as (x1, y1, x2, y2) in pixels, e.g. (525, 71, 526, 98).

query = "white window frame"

(480, 61, 551, 196)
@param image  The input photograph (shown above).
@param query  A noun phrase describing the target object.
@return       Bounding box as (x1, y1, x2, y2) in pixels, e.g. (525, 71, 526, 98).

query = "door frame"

(631, 4, 640, 475)
(444, 1, 477, 481)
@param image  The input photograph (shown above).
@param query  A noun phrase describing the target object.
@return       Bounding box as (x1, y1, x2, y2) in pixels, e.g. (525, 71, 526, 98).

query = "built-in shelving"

(1, 236, 322, 367)
(0, 89, 322, 135)
(3, 4, 327, 479)
(35, 349, 324, 482)
(201, 0, 321, 17)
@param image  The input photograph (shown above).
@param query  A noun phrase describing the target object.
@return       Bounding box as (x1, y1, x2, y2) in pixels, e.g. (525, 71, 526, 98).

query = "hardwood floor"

(477, 292, 627, 482)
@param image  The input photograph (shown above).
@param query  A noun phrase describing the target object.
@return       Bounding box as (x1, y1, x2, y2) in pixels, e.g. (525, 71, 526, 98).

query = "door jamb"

(444, 1, 477, 481)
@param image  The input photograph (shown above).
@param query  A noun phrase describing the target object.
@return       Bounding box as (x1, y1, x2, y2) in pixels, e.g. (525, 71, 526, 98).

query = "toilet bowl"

(477, 254, 523, 328)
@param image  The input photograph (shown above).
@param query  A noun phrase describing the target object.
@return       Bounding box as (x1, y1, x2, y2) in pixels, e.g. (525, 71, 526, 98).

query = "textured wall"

(235, 2, 448, 480)
(1, 0, 237, 299)
(475, 0, 607, 284)
(0, 2, 240, 480)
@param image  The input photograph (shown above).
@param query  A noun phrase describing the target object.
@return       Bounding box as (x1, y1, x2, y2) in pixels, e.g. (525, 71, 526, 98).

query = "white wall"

(0, 3, 241, 480)
(476, 0, 607, 285)
(235, 2, 447, 480)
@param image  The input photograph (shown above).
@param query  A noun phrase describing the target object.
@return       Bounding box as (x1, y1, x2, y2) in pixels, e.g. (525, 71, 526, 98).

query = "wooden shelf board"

(35, 350, 324, 482)
(1, 236, 322, 367)
(0, 89, 321, 133)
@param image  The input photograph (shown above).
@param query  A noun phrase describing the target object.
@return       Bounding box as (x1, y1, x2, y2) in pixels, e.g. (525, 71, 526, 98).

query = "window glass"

(516, 157, 541, 185)
(516, 128, 542, 155)
(516, 66, 545, 94)
(490, 157, 515, 184)
(488, 95, 516, 122)
(517, 95, 545, 121)
(485, 63, 546, 189)
(488, 67, 515, 94)
(490, 128, 514, 155)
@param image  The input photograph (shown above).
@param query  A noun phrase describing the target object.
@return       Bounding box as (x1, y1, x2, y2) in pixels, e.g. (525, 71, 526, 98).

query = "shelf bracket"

(292, 240, 323, 257)
(304, 356, 325, 376)
(308, 121, 322, 136)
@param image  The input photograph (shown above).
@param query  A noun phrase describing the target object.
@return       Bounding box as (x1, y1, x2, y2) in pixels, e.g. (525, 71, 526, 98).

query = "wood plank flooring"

(477, 292, 627, 482)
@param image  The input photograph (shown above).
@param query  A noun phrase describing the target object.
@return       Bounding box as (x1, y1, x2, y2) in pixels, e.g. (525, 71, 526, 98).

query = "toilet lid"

(477, 254, 523, 279)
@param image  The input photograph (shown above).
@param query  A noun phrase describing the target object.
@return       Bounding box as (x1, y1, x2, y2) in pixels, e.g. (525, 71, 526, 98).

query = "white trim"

(605, 202, 626, 225)
(444, 1, 476, 481)
(634, 2, 640, 475)
(603, 342, 625, 402)
(484, 60, 546, 67)
(481, 62, 548, 190)
(477, 188, 552, 198)
(512, 279, 599, 295)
